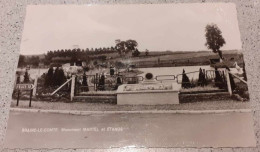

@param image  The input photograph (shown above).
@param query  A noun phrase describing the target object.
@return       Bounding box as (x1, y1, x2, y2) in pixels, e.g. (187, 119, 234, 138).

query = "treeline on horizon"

(18, 47, 117, 68)
(17, 48, 240, 68)
(45, 47, 118, 61)
(18, 39, 142, 68)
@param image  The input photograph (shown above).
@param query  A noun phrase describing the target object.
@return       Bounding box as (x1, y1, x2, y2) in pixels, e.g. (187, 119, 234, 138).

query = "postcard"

(4, 3, 256, 149)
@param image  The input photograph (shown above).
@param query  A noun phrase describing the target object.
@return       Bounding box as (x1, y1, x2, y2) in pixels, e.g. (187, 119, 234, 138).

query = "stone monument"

(117, 73, 180, 105)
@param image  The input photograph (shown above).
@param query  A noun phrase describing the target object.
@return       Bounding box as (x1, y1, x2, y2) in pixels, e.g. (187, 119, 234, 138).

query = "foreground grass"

(11, 99, 251, 111)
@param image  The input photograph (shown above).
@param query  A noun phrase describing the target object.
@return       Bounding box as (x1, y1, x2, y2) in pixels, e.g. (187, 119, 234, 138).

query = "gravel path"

(11, 99, 251, 111)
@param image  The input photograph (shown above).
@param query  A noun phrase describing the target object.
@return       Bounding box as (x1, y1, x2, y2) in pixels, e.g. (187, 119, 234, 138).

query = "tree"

(82, 73, 89, 92)
(16, 75, 21, 84)
(125, 40, 138, 53)
(52, 67, 60, 86)
(98, 55, 107, 61)
(18, 55, 26, 67)
(29, 56, 40, 67)
(198, 68, 207, 86)
(145, 49, 149, 56)
(70, 51, 77, 65)
(45, 67, 54, 86)
(110, 67, 115, 76)
(214, 67, 225, 89)
(114, 77, 122, 90)
(24, 70, 30, 83)
(51, 67, 66, 86)
(132, 48, 140, 57)
(111, 46, 115, 52)
(181, 69, 191, 89)
(205, 24, 226, 61)
(98, 74, 105, 91)
(115, 39, 126, 55)
(57, 68, 66, 86)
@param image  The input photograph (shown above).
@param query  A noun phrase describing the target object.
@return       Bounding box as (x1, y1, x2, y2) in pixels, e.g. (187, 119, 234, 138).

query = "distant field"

(109, 50, 244, 68)
(22, 50, 244, 69)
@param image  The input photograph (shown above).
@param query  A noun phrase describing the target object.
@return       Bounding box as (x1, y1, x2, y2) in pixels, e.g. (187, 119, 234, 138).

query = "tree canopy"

(205, 24, 226, 60)
(115, 39, 138, 55)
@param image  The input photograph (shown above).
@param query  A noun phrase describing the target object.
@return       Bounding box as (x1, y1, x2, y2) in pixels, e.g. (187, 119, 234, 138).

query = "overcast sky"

(20, 3, 242, 55)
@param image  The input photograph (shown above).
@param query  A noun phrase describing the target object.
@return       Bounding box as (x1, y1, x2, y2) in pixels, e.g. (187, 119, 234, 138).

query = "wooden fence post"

(16, 90, 20, 106)
(29, 89, 33, 107)
(70, 75, 76, 101)
(225, 69, 232, 95)
(32, 76, 38, 96)
(95, 73, 98, 91)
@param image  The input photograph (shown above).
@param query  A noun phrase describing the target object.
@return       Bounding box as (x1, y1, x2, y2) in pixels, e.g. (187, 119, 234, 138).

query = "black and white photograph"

(3, 3, 256, 148)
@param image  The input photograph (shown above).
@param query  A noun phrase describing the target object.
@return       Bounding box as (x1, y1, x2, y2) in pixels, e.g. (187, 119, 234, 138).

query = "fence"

(50, 68, 247, 101)
(73, 74, 146, 96)
(135, 59, 210, 68)
(176, 69, 228, 90)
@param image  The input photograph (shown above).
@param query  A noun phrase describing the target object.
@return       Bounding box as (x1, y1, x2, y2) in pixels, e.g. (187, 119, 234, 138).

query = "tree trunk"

(217, 50, 224, 62)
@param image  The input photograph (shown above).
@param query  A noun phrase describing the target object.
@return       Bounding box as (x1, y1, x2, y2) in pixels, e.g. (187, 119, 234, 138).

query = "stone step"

(73, 95, 117, 104)
(74, 91, 231, 104)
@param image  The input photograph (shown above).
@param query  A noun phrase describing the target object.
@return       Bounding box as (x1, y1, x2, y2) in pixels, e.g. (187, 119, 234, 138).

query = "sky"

(20, 3, 242, 55)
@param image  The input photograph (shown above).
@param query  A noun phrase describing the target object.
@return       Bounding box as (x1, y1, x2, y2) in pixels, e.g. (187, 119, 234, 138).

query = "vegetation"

(181, 68, 227, 92)
(205, 24, 226, 60)
(145, 49, 149, 56)
(181, 69, 192, 88)
(82, 73, 89, 92)
(23, 70, 30, 83)
(132, 48, 141, 57)
(44, 67, 54, 86)
(115, 39, 138, 55)
(44, 67, 66, 87)
(197, 68, 207, 86)
(233, 81, 249, 100)
(18, 55, 40, 68)
(214, 67, 226, 89)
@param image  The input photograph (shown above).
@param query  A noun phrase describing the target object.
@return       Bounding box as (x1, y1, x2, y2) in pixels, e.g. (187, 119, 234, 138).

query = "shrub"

(214, 68, 226, 89)
(45, 67, 54, 86)
(82, 73, 89, 92)
(110, 67, 115, 75)
(198, 68, 207, 86)
(234, 82, 249, 99)
(181, 69, 192, 89)
(24, 70, 30, 83)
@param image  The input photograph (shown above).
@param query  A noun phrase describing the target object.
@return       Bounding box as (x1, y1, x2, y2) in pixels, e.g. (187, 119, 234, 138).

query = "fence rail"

(155, 75, 176, 81)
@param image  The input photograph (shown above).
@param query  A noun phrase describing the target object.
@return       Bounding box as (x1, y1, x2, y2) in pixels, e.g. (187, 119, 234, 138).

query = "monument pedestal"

(116, 83, 179, 105)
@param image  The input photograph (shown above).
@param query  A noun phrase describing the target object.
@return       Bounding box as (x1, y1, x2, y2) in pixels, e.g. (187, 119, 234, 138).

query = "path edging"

(10, 108, 252, 115)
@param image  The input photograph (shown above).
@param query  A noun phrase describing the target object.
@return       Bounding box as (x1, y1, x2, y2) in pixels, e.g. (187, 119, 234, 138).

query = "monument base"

(116, 83, 179, 105)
